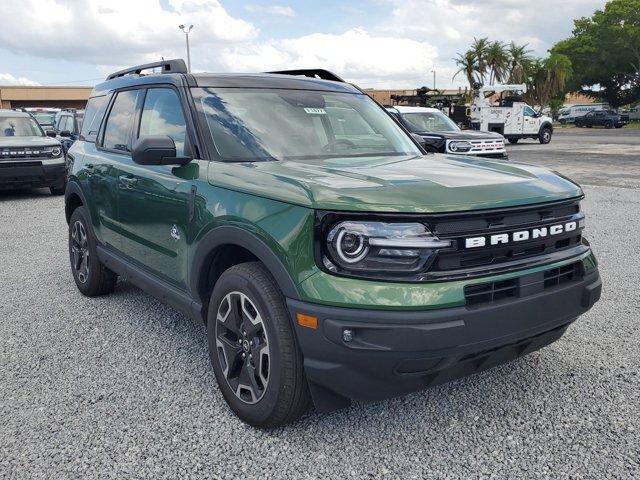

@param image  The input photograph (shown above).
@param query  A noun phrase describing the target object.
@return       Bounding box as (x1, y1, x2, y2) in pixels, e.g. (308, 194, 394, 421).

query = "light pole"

(178, 24, 194, 72)
(431, 69, 436, 91)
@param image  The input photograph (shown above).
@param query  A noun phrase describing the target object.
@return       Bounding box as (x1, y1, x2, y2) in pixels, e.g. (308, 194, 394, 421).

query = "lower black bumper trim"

(288, 269, 601, 411)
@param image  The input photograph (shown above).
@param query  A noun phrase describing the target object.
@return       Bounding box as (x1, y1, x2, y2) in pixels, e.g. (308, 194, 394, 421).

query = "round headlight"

(335, 229, 368, 263)
(449, 141, 472, 152)
(51, 147, 62, 157)
(324, 221, 452, 278)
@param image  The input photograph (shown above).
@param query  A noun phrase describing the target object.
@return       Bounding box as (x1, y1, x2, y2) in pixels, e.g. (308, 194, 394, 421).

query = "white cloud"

(375, 0, 607, 87)
(245, 5, 296, 17)
(0, 73, 40, 86)
(0, 0, 258, 66)
(0, 0, 609, 88)
(220, 28, 439, 88)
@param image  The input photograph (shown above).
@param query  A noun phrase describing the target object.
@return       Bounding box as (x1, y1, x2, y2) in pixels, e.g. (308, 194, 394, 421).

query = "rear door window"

(81, 96, 109, 142)
(138, 88, 187, 156)
(102, 90, 139, 152)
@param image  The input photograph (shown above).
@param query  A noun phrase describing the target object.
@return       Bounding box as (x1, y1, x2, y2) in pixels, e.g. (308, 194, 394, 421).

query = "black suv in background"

(0, 109, 66, 194)
(55, 109, 84, 153)
(575, 110, 628, 129)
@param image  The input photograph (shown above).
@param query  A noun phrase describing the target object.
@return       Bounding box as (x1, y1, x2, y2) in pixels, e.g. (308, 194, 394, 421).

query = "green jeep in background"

(64, 60, 601, 427)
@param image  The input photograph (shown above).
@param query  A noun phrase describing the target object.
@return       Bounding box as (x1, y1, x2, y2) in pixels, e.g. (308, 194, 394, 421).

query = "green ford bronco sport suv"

(65, 60, 601, 427)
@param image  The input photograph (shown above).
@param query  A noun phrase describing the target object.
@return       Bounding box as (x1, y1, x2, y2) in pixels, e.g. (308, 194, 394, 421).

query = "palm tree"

(506, 42, 533, 83)
(523, 54, 572, 107)
(470, 37, 490, 84)
(486, 41, 508, 85)
(453, 50, 477, 88)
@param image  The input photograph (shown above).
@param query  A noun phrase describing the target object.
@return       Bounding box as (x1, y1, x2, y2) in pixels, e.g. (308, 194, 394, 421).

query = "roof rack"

(106, 59, 188, 81)
(266, 69, 344, 83)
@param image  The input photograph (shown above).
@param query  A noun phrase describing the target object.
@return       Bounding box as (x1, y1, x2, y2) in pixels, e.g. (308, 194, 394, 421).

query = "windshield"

(0, 116, 43, 137)
(32, 113, 56, 125)
(193, 88, 420, 161)
(400, 111, 460, 133)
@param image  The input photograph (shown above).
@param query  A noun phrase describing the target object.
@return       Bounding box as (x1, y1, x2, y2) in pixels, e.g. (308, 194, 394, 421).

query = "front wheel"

(539, 127, 552, 144)
(207, 262, 311, 428)
(507, 138, 519, 144)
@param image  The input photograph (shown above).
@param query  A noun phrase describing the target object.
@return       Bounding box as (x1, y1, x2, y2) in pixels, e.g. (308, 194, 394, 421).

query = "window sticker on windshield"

(304, 108, 327, 115)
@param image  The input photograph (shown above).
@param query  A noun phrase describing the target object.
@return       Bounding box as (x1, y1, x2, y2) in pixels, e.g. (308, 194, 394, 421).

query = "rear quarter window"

(80, 95, 110, 143)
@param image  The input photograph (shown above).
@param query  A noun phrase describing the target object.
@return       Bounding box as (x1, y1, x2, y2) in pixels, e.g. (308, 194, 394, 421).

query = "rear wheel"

(208, 262, 311, 428)
(538, 127, 552, 144)
(68, 207, 117, 296)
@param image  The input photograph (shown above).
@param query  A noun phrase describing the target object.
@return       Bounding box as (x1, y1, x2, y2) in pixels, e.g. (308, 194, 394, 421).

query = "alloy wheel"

(215, 291, 270, 404)
(70, 220, 90, 283)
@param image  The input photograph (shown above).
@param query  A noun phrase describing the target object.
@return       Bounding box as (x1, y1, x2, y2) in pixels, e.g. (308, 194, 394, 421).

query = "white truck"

(469, 84, 554, 144)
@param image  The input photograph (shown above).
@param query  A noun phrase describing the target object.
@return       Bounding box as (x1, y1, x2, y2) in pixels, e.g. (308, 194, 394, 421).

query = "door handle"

(118, 175, 138, 189)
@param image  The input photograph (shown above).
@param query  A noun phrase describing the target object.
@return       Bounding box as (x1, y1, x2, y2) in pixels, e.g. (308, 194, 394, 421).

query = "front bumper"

(288, 268, 601, 411)
(0, 159, 66, 190)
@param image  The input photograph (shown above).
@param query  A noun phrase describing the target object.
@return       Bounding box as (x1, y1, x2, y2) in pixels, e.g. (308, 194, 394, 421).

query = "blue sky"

(0, 0, 607, 89)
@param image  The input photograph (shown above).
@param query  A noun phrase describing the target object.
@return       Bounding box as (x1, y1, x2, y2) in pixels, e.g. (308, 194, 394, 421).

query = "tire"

(605, 121, 614, 129)
(538, 127, 552, 144)
(559, 119, 566, 125)
(68, 206, 117, 296)
(50, 185, 65, 195)
(507, 138, 519, 144)
(207, 262, 311, 428)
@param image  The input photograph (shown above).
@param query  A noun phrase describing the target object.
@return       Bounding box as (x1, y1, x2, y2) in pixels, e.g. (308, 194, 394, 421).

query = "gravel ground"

(506, 129, 640, 189)
(1, 184, 639, 479)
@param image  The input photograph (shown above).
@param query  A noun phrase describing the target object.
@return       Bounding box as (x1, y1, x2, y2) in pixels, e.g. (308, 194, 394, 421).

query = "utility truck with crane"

(470, 84, 554, 144)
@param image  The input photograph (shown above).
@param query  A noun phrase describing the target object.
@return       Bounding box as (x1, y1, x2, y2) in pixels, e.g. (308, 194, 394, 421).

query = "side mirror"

(132, 135, 191, 166)
(59, 130, 72, 137)
(45, 130, 57, 138)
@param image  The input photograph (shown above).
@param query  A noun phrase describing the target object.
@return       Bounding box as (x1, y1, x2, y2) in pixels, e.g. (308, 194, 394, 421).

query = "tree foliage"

(453, 38, 571, 107)
(552, 0, 640, 107)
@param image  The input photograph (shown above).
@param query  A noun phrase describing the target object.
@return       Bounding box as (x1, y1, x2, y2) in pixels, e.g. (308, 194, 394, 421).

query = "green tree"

(453, 50, 478, 88)
(506, 42, 533, 83)
(552, 0, 640, 107)
(486, 41, 509, 85)
(523, 54, 573, 107)
(470, 37, 490, 84)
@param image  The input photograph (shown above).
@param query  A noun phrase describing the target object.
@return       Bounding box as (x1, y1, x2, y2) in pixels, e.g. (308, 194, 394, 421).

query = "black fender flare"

(539, 121, 554, 135)
(190, 225, 301, 304)
(64, 180, 89, 224)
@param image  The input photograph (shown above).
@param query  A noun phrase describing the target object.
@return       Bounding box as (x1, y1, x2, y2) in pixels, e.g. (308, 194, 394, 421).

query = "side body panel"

(69, 141, 121, 248)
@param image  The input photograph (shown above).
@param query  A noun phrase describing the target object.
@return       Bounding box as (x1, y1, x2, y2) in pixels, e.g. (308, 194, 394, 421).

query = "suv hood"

(0, 136, 60, 148)
(208, 154, 582, 213)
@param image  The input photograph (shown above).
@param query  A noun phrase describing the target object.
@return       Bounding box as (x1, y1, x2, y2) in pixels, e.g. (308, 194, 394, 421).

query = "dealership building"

(0, 85, 91, 110)
(0, 84, 594, 111)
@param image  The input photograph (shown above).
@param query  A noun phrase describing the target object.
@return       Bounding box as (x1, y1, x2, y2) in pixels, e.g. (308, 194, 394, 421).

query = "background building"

(0, 86, 91, 109)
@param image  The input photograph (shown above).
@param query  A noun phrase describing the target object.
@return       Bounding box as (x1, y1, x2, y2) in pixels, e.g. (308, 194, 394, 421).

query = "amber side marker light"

(296, 313, 318, 329)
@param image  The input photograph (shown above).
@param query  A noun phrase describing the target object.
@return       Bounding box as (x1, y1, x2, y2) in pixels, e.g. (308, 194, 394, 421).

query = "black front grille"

(465, 262, 583, 306)
(0, 148, 50, 159)
(427, 199, 585, 277)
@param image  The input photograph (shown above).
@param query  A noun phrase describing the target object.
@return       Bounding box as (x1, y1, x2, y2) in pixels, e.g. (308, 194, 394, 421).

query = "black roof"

(93, 60, 360, 96)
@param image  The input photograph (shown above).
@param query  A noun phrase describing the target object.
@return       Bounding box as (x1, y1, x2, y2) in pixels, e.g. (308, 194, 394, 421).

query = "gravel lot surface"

(1, 132, 639, 478)
(506, 128, 640, 188)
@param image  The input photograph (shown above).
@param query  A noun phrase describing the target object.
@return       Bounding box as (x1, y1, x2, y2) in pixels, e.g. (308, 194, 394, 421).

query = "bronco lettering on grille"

(464, 221, 577, 249)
